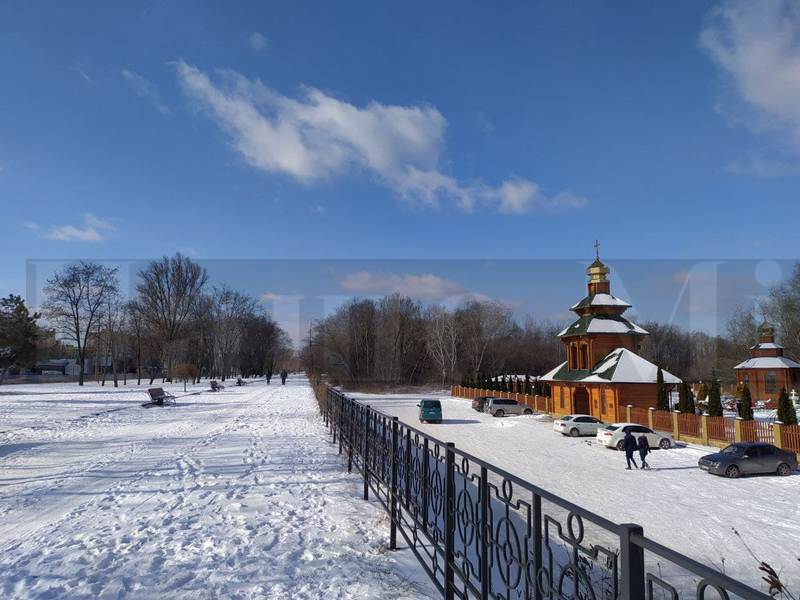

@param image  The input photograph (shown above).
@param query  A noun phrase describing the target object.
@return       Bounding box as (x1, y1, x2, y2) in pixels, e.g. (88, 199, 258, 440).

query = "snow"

(734, 356, 800, 369)
(350, 390, 800, 594)
(750, 342, 783, 350)
(541, 348, 682, 384)
(0, 377, 435, 599)
(557, 317, 648, 337)
(570, 293, 631, 309)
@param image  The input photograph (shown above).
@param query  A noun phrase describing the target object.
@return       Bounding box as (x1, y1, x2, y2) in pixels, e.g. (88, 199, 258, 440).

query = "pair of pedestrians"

(622, 430, 651, 470)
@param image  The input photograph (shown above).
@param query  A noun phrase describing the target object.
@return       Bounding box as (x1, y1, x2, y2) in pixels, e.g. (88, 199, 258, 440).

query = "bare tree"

(426, 305, 459, 386)
(455, 300, 514, 378)
(211, 286, 255, 380)
(42, 262, 119, 386)
(135, 254, 207, 379)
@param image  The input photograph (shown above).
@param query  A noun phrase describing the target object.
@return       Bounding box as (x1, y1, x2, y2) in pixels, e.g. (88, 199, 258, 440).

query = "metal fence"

(322, 386, 769, 600)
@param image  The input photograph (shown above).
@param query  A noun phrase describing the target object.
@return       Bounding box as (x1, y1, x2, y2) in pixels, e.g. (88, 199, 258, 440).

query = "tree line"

(0, 254, 293, 386)
(302, 263, 800, 391)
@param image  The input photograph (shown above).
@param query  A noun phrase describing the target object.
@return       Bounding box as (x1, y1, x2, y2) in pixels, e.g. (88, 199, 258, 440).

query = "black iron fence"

(321, 386, 770, 600)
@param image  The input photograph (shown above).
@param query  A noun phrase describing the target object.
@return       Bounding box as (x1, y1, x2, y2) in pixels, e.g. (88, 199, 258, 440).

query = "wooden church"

(541, 245, 681, 422)
(734, 322, 800, 402)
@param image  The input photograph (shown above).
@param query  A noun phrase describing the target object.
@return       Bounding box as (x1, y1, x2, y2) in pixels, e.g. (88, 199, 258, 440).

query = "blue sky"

(2, 1, 800, 336)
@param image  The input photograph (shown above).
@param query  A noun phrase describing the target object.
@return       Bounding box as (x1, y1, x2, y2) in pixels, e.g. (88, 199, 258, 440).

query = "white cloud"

(122, 69, 172, 115)
(261, 291, 291, 302)
(29, 213, 116, 243)
(341, 272, 465, 301)
(248, 32, 269, 53)
(724, 151, 800, 178)
(175, 61, 586, 214)
(701, 0, 800, 158)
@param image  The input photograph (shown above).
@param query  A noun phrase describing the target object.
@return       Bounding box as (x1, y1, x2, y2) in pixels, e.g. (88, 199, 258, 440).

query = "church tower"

(559, 243, 648, 372)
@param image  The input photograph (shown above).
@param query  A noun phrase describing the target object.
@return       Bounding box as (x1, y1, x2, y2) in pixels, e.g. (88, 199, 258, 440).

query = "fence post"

(479, 465, 490, 600)
(619, 523, 645, 600)
(734, 417, 743, 442)
(422, 437, 430, 534)
(347, 397, 353, 473)
(324, 388, 329, 427)
(337, 394, 343, 453)
(363, 405, 371, 501)
(626, 404, 632, 423)
(648, 407, 655, 430)
(444, 442, 455, 600)
(700, 414, 710, 446)
(671, 411, 680, 441)
(404, 428, 412, 511)
(390, 416, 399, 550)
(773, 421, 784, 449)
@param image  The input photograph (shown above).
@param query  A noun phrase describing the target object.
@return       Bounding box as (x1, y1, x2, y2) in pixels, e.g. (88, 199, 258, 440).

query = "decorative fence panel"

(677, 413, 701, 438)
(629, 407, 649, 426)
(740, 420, 775, 444)
(707, 416, 736, 443)
(783, 425, 800, 452)
(322, 386, 769, 600)
(652, 410, 672, 433)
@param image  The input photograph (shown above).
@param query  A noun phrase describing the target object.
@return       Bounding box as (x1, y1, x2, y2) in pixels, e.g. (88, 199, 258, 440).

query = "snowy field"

(0, 377, 435, 599)
(350, 390, 800, 594)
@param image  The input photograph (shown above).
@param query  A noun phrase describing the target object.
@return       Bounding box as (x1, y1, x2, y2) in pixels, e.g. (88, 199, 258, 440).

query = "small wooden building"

(734, 322, 800, 402)
(541, 249, 680, 422)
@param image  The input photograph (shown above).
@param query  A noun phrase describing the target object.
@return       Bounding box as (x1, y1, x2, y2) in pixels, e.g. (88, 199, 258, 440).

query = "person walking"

(280, 369, 288, 385)
(623, 430, 638, 470)
(637, 433, 651, 470)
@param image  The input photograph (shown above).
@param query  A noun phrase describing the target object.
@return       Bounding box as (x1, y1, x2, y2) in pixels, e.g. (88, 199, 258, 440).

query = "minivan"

(417, 399, 442, 423)
(484, 398, 532, 417)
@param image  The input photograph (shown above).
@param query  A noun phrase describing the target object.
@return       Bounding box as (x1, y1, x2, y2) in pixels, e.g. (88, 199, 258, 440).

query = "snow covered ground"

(350, 390, 800, 594)
(0, 377, 435, 599)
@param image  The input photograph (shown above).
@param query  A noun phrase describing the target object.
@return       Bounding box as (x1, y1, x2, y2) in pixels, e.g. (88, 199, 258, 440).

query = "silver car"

(553, 414, 604, 437)
(484, 398, 532, 417)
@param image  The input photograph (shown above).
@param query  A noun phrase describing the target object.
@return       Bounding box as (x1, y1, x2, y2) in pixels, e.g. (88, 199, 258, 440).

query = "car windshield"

(561, 415, 573, 421)
(420, 400, 441, 409)
(604, 425, 619, 431)
(721, 445, 746, 456)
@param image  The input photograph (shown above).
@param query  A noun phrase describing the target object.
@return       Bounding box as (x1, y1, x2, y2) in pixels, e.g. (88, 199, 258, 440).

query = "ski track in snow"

(0, 378, 434, 599)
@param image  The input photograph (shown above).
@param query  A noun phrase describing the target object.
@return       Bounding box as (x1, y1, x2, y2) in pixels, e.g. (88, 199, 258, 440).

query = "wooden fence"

(451, 386, 800, 457)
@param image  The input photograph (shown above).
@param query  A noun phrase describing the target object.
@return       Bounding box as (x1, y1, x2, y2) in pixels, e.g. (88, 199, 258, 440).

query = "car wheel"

(570, 428, 580, 438)
(523, 408, 532, 415)
(495, 409, 504, 417)
(659, 438, 671, 450)
(616, 440, 625, 451)
(725, 464, 741, 479)
(777, 462, 792, 476)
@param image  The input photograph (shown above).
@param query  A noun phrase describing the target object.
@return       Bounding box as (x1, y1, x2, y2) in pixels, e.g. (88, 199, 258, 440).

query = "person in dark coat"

(623, 430, 638, 470)
(637, 433, 651, 470)
(280, 369, 288, 385)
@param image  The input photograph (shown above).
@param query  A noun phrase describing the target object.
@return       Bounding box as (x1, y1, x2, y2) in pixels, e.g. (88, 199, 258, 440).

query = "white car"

(595, 423, 673, 450)
(553, 414, 604, 437)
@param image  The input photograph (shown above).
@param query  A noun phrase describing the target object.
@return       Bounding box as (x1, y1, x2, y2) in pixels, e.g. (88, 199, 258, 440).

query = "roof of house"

(734, 356, 800, 370)
(541, 347, 682, 384)
(558, 314, 648, 338)
(570, 292, 632, 311)
(749, 342, 783, 350)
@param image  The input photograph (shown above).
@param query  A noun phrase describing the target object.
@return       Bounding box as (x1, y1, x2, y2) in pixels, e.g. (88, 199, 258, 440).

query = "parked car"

(417, 399, 442, 423)
(698, 442, 797, 478)
(553, 414, 603, 437)
(596, 423, 673, 450)
(472, 396, 494, 412)
(484, 398, 532, 417)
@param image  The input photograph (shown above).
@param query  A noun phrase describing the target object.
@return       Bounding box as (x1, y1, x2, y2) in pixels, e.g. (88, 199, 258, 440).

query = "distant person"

(623, 430, 638, 470)
(280, 369, 288, 385)
(637, 433, 650, 470)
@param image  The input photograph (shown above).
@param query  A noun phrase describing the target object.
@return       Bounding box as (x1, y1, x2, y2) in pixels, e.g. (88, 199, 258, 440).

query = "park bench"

(147, 387, 176, 406)
(210, 380, 225, 392)
(236, 378, 246, 386)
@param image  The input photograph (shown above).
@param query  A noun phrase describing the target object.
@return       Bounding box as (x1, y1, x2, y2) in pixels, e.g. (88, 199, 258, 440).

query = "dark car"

(417, 399, 443, 423)
(698, 442, 798, 478)
(471, 396, 495, 412)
